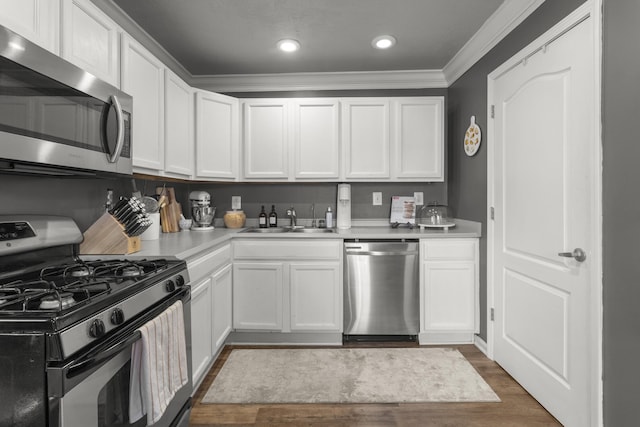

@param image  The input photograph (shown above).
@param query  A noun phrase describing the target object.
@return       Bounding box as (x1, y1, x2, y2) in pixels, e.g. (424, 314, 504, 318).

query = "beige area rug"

(202, 348, 500, 404)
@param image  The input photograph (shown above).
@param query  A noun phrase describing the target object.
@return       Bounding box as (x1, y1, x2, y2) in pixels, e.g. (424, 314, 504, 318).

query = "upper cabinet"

(342, 97, 444, 181)
(341, 98, 391, 179)
(293, 98, 341, 180)
(243, 99, 289, 180)
(392, 97, 444, 181)
(121, 34, 165, 173)
(195, 91, 239, 181)
(164, 70, 193, 178)
(0, 0, 60, 54)
(60, 0, 120, 87)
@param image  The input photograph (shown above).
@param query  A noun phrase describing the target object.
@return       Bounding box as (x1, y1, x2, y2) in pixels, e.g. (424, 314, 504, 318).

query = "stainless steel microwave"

(0, 25, 132, 176)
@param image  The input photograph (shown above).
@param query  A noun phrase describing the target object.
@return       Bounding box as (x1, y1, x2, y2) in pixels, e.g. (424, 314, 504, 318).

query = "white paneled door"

(488, 7, 598, 427)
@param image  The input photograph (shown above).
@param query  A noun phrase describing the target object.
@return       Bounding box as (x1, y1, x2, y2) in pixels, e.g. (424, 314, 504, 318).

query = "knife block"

(79, 213, 141, 255)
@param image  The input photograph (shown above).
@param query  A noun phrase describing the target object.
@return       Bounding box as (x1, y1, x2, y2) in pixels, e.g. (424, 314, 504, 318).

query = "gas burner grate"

(0, 278, 111, 312)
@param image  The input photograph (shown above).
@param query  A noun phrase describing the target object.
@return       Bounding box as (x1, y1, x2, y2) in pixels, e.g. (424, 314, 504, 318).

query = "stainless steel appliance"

(189, 191, 215, 231)
(344, 240, 419, 340)
(0, 216, 192, 427)
(0, 24, 132, 176)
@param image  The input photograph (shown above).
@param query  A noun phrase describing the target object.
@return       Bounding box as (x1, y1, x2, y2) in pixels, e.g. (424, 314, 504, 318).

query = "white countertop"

(133, 218, 481, 260)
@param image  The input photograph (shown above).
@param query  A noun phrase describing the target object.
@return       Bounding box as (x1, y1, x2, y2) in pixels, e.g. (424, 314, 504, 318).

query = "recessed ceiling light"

(277, 39, 300, 53)
(372, 35, 396, 49)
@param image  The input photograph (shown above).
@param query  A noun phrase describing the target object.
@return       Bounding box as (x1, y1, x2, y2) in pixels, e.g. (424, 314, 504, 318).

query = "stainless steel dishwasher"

(343, 239, 419, 340)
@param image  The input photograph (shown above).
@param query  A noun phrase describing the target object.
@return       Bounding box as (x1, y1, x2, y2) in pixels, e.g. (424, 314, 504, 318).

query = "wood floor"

(189, 343, 561, 426)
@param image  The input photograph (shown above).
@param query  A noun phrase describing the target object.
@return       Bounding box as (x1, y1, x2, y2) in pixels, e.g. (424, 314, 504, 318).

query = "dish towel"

(129, 300, 189, 425)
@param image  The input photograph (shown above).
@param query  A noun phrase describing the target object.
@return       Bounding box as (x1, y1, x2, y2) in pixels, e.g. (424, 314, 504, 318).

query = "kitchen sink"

(291, 228, 335, 233)
(241, 227, 290, 233)
(241, 227, 335, 233)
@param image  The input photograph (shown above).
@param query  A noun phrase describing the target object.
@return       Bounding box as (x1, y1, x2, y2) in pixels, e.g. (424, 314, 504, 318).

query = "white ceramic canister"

(141, 212, 160, 240)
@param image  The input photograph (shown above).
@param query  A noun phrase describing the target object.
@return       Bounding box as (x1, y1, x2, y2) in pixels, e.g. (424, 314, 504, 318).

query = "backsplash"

(0, 174, 446, 230)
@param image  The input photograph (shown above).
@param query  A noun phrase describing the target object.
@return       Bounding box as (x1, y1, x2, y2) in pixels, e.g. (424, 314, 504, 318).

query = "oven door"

(48, 288, 192, 427)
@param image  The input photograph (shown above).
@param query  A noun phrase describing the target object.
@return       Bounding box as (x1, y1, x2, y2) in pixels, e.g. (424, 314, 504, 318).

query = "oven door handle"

(66, 330, 141, 379)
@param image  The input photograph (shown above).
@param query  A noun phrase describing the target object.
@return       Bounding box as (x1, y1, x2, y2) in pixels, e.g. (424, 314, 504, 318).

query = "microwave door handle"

(107, 94, 125, 163)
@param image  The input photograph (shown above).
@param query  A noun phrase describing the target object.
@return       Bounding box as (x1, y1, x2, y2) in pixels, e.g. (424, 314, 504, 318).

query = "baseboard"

(227, 331, 343, 345)
(474, 335, 489, 356)
(418, 331, 475, 345)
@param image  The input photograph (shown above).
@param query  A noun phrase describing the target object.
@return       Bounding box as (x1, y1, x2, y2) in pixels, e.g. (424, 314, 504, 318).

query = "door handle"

(558, 248, 586, 262)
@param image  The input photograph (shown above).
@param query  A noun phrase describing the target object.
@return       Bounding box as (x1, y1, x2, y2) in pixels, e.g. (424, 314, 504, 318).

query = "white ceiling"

(103, 0, 545, 91)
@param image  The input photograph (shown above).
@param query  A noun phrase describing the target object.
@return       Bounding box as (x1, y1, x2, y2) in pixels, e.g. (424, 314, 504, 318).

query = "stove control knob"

(89, 318, 106, 338)
(111, 308, 125, 325)
(165, 279, 176, 292)
(175, 275, 185, 287)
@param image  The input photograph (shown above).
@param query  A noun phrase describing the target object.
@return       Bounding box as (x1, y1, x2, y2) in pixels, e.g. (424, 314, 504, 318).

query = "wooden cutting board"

(156, 186, 182, 232)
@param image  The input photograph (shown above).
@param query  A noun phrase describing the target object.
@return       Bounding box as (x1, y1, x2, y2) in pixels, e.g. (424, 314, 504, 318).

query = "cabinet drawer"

(234, 239, 341, 260)
(421, 239, 476, 261)
(187, 244, 231, 282)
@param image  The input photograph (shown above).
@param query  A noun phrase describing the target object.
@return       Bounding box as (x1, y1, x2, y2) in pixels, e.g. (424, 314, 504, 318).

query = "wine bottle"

(269, 205, 278, 227)
(259, 205, 267, 228)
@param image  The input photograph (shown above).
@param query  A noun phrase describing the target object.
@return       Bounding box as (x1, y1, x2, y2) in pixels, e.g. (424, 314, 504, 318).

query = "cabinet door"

(60, 0, 120, 87)
(233, 262, 283, 330)
(0, 0, 59, 54)
(392, 97, 444, 180)
(195, 91, 239, 180)
(341, 99, 390, 179)
(212, 263, 233, 352)
(293, 99, 340, 179)
(121, 35, 165, 172)
(289, 262, 341, 331)
(422, 262, 476, 333)
(190, 277, 213, 387)
(243, 100, 289, 179)
(164, 70, 193, 178)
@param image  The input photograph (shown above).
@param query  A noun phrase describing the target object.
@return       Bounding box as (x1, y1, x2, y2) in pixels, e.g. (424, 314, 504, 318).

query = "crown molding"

(442, 0, 546, 85)
(189, 70, 447, 93)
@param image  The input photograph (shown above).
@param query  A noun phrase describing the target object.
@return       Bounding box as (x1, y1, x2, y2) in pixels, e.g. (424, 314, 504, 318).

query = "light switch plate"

(414, 192, 424, 205)
(372, 192, 382, 206)
(232, 196, 241, 210)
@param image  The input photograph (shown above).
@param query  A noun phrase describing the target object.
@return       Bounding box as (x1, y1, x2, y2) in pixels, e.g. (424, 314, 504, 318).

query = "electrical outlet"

(232, 196, 241, 210)
(414, 192, 424, 206)
(372, 192, 382, 206)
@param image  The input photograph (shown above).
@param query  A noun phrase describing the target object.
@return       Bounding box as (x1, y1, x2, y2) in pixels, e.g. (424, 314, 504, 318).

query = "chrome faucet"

(286, 206, 297, 227)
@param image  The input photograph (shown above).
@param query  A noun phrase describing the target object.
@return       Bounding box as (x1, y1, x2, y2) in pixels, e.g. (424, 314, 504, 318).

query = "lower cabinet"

(187, 244, 232, 389)
(420, 238, 479, 344)
(233, 240, 342, 333)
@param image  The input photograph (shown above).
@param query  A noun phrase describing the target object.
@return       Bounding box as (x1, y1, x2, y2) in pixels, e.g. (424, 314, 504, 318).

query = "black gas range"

(0, 216, 192, 427)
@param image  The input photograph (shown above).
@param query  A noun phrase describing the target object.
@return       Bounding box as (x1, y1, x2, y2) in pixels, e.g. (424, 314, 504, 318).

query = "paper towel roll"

(141, 212, 160, 240)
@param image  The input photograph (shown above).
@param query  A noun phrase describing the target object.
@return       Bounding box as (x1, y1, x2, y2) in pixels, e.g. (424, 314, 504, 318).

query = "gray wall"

(602, 0, 640, 424)
(447, 0, 584, 340)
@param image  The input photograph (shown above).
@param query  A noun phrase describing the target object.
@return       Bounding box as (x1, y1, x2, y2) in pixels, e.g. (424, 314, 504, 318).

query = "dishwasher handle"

(344, 246, 419, 256)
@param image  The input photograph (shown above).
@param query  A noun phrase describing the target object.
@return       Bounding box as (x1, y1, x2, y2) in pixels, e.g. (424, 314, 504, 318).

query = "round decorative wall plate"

(464, 116, 481, 156)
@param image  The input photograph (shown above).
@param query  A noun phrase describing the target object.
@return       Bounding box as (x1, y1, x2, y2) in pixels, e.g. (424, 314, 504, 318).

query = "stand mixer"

(189, 191, 215, 231)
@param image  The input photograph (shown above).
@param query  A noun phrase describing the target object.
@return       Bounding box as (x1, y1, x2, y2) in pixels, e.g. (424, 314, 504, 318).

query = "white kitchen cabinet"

(293, 99, 340, 180)
(233, 262, 283, 330)
(420, 238, 479, 344)
(186, 243, 232, 389)
(190, 275, 213, 388)
(60, 0, 120, 87)
(243, 99, 289, 179)
(233, 239, 342, 333)
(392, 97, 444, 181)
(289, 262, 341, 331)
(341, 98, 391, 179)
(164, 70, 193, 178)
(0, 0, 60, 54)
(121, 34, 165, 172)
(195, 91, 239, 180)
(212, 263, 233, 351)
